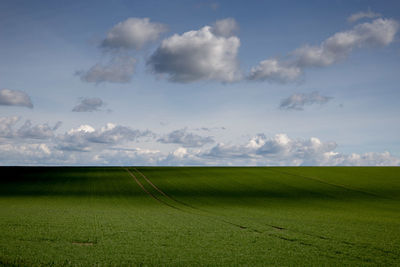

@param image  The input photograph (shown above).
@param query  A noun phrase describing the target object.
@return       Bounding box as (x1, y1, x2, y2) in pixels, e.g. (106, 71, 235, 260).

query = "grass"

(0, 167, 399, 266)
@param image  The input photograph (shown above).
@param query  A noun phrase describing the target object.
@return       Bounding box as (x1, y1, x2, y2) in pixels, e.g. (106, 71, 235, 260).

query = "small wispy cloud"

(279, 91, 333, 110)
(158, 128, 215, 147)
(348, 10, 381, 23)
(72, 97, 105, 112)
(101, 17, 167, 50)
(78, 17, 166, 84)
(0, 89, 33, 108)
(76, 55, 136, 84)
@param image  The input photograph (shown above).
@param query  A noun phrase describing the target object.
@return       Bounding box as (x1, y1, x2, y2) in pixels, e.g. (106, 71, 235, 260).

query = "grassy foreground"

(0, 167, 399, 266)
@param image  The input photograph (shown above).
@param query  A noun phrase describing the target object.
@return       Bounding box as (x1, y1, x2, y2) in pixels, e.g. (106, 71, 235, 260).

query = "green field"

(0, 167, 399, 266)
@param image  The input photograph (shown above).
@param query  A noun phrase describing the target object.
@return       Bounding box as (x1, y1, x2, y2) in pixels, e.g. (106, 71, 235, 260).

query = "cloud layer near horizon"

(0, 116, 398, 166)
(158, 128, 215, 147)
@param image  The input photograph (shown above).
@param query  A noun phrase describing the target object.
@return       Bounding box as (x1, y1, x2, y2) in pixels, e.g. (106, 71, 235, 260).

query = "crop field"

(0, 167, 399, 266)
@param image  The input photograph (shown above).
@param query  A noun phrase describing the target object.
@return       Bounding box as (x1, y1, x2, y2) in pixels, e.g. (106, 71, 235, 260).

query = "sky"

(0, 0, 400, 166)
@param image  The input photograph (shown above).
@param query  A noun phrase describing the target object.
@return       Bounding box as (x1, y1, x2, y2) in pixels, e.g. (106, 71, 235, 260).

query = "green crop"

(0, 167, 399, 266)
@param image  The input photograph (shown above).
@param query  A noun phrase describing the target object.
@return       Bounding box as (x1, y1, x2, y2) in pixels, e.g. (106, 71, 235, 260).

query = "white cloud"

(331, 151, 400, 166)
(0, 143, 51, 157)
(247, 59, 301, 83)
(255, 134, 337, 163)
(17, 120, 61, 139)
(92, 147, 162, 166)
(68, 124, 95, 134)
(0, 143, 68, 166)
(158, 128, 215, 147)
(77, 56, 136, 84)
(57, 125, 95, 152)
(201, 134, 400, 166)
(280, 91, 333, 110)
(72, 97, 105, 112)
(101, 17, 167, 50)
(348, 10, 381, 23)
(172, 147, 188, 158)
(57, 123, 154, 152)
(0, 89, 33, 108)
(148, 20, 241, 83)
(159, 147, 205, 166)
(0, 116, 19, 138)
(0, 117, 398, 166)
(212, 18, 239, 37)
(249, 18, 399, 83)
(195, 126, 226, 132)
(78, 18, 163, 84)
(295, 18, 398, 68)
(0, 117, 60, 140)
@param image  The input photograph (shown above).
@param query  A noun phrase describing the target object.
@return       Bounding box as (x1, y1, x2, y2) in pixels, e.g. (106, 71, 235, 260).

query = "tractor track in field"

(129, 168, 316, 233)
(125, 168, 258, 231)
(267, 169, 400, 260)
(133, 167, 200, 210)
(124, 168, 182, 211)
(128, 168, 335, 251)
(125, 167, 397, 263)
(269, 168, 389, 200)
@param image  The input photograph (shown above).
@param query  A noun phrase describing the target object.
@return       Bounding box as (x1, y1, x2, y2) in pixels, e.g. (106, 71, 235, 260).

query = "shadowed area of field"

(0, 167, 399, 266)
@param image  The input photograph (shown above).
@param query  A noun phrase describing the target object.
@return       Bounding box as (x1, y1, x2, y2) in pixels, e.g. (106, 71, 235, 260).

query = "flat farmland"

(0, 167, 399, 266)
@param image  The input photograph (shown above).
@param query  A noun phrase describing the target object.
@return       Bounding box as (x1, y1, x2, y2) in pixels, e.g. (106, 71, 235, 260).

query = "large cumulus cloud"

(148, 19, 241, 83)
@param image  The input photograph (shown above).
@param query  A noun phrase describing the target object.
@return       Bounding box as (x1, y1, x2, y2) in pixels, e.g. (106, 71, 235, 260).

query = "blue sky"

(0, 0, 399, 165)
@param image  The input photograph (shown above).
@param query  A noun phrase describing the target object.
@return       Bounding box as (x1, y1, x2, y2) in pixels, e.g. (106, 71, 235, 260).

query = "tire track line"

(133, 167, 197, 209)
(124, 168, 182, 211)
(269, 168, 387, 199)
(132, 168, 290, 232)
(135, 168, 289, 230)
(132, 167, 374, 260)
(130, 167, 397, 262)
(129, 168, 259, 231)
